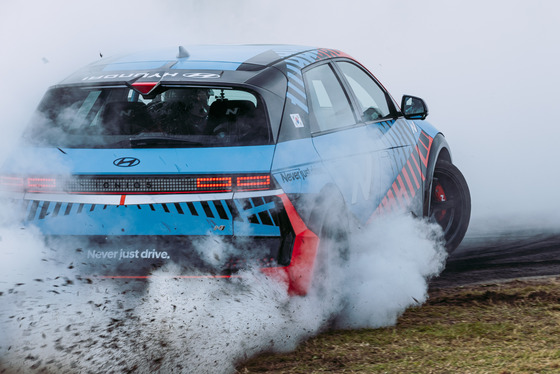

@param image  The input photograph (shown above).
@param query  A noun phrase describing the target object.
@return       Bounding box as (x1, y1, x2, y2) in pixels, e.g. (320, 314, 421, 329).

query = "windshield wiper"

(129, 134, 205, 148)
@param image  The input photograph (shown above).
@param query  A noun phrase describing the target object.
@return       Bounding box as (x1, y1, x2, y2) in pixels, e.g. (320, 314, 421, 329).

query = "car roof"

(99, 45, 314, 70)
(58, 45, 352, 89)
(60, 45, 310, 83)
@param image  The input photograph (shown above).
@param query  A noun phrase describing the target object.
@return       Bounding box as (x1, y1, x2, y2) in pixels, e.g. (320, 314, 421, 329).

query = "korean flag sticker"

(290, 113, 304, 128)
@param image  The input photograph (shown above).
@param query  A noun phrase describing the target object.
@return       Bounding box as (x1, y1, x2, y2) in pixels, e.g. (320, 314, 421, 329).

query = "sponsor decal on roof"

(81, 71, 222, 81)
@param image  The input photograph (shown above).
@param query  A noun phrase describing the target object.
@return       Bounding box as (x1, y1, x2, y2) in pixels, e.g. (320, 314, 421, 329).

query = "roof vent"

(177, 46, 190, 59)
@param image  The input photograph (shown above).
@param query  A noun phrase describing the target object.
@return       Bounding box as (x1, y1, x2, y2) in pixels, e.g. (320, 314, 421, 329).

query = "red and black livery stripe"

(370, 131, 433, 220)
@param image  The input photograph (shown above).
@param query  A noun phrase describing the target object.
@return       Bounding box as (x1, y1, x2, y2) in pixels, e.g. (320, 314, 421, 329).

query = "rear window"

(25, 86, 271, 148)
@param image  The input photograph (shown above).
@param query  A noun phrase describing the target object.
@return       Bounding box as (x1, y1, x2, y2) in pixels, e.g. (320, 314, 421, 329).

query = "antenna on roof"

(177, 46, 189, 59)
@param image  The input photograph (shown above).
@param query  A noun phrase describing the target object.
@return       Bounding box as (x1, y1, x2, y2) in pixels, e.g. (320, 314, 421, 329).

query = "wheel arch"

(422, 133, 452, 217)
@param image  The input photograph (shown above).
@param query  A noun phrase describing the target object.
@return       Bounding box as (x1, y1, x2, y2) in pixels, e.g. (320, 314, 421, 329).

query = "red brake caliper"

(433, 183, 447, 221)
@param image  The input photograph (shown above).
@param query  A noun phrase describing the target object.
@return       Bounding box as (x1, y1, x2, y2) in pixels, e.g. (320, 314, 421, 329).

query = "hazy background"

(1, 0, 559, 231)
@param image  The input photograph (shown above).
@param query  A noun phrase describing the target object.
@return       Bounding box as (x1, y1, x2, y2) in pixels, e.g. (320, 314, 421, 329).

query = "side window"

(303, 64, 356, 132)
(337, 61, 391, 122)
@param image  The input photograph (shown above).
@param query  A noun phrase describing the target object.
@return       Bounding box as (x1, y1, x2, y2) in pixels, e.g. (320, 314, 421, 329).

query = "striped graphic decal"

(283, 50, 318, 113)
(281, 48, 353, 114)
(21, 196, 284, 236)
(369, 130, 433, 221)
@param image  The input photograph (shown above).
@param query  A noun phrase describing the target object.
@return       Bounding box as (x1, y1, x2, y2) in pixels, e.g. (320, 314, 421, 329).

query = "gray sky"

(1, 0, 559, 229)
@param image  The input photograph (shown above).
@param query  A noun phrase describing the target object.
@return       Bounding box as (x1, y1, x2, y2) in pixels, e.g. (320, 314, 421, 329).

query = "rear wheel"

(309, 192, 350, 300)
(428, 160, 471, 252)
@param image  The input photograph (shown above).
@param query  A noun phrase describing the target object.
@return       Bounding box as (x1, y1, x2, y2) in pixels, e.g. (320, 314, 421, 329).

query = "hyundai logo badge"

(113, 157, 140, 167)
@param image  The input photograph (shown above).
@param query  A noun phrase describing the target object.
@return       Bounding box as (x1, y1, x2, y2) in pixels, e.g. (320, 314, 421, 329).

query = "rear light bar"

(0, 174, 274, 194)
(0, 176, 24, 187)
(196, 177, 232, 189)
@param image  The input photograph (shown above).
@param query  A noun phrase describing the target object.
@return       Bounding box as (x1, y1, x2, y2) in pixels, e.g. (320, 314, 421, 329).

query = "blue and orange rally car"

(1, 45, 470, 295)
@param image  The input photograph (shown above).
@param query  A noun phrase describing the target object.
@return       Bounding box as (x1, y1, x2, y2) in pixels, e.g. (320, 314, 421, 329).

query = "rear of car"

(1, 45, 325, 294)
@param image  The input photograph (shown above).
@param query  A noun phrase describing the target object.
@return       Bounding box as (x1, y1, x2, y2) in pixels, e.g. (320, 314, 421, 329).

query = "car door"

(303, 62, 393, 223)
(333, 60, 423, 218)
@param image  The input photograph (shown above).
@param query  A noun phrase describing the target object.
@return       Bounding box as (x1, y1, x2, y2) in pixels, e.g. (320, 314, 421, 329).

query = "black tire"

(428, 160, 471, 252)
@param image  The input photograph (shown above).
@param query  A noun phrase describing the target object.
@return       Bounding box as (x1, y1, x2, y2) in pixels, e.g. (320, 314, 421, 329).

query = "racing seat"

(206, 100, 268, 144)
(101, 101, 153, 135)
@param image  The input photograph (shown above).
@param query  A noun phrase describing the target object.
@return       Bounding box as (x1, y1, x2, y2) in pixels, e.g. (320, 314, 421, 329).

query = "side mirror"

(401, 95, 428, 120)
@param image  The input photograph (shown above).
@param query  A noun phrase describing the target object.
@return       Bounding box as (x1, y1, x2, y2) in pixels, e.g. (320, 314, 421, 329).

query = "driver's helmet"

(162, 89, 211, 105)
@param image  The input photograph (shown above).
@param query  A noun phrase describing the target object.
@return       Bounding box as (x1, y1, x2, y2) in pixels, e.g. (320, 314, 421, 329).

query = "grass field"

(238, 277, 560, 373)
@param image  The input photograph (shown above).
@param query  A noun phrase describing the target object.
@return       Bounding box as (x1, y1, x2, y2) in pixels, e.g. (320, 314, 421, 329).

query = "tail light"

(237, 175, 271, 190)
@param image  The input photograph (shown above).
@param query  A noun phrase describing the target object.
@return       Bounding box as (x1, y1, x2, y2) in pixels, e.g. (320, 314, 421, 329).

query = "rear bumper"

(8, 192, 319, 295)
(261, 194, 319, 295)
(17, 191, 285, 236)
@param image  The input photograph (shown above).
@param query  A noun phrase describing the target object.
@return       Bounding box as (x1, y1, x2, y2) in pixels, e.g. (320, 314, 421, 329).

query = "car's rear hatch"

(1, 145, 298, 277)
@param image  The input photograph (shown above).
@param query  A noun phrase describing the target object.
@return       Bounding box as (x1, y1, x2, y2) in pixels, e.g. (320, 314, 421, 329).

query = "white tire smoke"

(0, 213, 445, 373)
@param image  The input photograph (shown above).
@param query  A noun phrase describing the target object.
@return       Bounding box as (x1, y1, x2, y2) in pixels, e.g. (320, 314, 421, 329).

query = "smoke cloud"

(0, 214, 445, 373)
